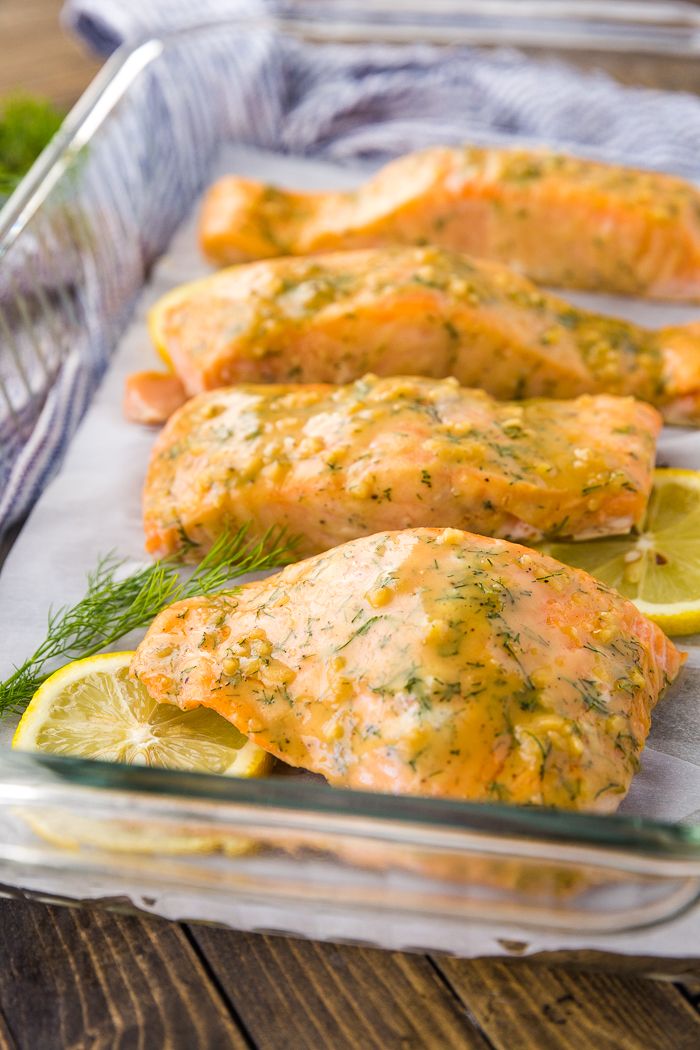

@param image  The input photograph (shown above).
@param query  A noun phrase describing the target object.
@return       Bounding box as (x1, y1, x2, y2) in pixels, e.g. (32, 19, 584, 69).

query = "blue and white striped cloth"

(62, 0, 700, 176)
(5, 1, 700, 536)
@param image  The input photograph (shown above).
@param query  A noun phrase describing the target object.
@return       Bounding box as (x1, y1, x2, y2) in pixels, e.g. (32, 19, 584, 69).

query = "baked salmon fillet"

(148, 247, 700, 424)
(143, 375, 660, 560)
(199, 146, 700, 300)
(132, 528, 684, 811)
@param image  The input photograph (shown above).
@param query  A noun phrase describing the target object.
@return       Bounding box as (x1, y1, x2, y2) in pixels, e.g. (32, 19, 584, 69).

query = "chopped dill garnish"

(334, 614, 385, 652)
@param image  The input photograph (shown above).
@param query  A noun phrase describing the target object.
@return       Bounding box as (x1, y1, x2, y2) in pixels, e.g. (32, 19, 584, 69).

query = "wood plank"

(0, 1010, 17, 1050)
(189, 926, 492, 1050)
(0, 0, 101, 109)
(433, 956, 700, 1050)
(529, 949, 700, 984)
(0, 899, 249, 1050)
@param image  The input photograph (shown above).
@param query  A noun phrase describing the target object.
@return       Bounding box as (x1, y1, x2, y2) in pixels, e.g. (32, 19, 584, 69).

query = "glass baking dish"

(2, 4, 700, 955)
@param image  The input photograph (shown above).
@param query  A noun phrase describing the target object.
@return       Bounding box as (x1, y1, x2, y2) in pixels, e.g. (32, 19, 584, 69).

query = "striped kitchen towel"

(4, 1, 700, 538)
(63, 0, 700, 175)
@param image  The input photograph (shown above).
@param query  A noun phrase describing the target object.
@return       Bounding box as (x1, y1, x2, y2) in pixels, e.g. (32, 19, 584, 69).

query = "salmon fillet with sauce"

(148, 247, 700, 425)
(199, 146, 700, 300)
(132, 527, 684, 811)
(143, 375, 660, 560)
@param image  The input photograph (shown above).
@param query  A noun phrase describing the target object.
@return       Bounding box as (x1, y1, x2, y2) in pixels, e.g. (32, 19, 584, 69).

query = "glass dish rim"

(4, 751, 700, 870)
(1, 8, 699, 871)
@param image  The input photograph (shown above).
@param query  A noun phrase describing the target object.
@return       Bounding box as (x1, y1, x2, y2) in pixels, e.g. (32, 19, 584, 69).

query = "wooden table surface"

(3, 2, 700, 1047)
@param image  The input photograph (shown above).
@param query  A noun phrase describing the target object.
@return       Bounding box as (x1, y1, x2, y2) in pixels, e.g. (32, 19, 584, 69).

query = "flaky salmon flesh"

(143, 375, 660, 560)
(199, 146, 700, 300)
(132, 528, 684, 811)
(148, 247, 700, 425)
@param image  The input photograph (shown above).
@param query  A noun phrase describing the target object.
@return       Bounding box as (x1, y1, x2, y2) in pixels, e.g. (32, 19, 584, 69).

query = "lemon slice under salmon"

(13, 651, 273, 854)
(539, 468, 700, 636)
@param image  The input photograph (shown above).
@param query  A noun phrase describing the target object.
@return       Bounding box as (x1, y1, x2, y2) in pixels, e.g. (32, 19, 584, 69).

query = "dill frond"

(0, 525, 296, 716)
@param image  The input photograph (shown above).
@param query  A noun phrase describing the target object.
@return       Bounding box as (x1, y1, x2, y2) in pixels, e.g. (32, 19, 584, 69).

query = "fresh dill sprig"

(0, 525, 295, 717)
(0, 95, 64, 201)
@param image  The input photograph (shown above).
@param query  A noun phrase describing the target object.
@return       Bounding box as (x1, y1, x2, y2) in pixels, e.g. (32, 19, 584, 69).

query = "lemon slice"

(148, 287, 185, 370)
(13, 651, 272, 775)
(539, 468, 700, 635)
(13, 651, 273, 854)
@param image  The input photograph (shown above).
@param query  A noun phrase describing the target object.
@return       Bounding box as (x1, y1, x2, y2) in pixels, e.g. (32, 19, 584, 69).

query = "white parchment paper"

(1, 145, 700, 959)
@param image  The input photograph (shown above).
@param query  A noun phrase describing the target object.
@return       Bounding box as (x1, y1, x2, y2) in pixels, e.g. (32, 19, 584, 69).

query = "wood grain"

(188, 926, 492, 1050)
(0, 0, 101, 109)
(0, 899, 249, 1050)
(0, 1010, 17, 1050)
(433, 956, 700, 1050)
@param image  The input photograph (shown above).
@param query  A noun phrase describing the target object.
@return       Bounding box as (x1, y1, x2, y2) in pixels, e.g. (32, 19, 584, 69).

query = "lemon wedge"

(13, 652, 273, 854)
(539, 468, 700, 635)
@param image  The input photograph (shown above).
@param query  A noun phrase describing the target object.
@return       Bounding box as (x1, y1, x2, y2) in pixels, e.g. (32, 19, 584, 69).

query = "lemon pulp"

(539, 468, 700, 635)
(13, 651, 272, 777)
